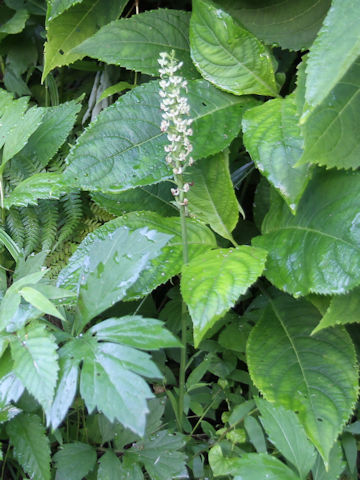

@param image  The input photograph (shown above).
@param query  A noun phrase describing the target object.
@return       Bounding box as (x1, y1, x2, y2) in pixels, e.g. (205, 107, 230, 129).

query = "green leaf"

(90, 316, 181, 350)
(9, 100, 81, 174)
(73, 9, 198, 78)
(76, 226, 171, 325)
(209, 445, 300, 480)
(11, 324, 59, 410)
(312, 287, 360, 335)
(96, 81, 133, 103)
(0, 349, 24, 406)
(6, 413, 50, 480)
(190, 0, 278, 96)
(98, 450, 123, 480)
(19, 286, 65, 321)
(58, 212, 216, 300)
(244, 416, 266, 453)
(43, 0, 128, 80)
(181, 246, 267, 346)
(63, 80, 257, 192)
(0, 405, 21, 424)
(253, 169, 360, 296)
(305, 0, 360, 109)
(47, 0, 85, 21)
(312, 442, 345, 480)
(247, 295, 358, 466)
(185, 151, 240, 240)
(0, 9, 29, 42)
(54, 442, 97, 480)
(256, 398, 316, 478)
(242, 95, 311, 214)
(127, 430, 187, 480)
(298, 59, 360, 170)
(215, 0, 331, 51)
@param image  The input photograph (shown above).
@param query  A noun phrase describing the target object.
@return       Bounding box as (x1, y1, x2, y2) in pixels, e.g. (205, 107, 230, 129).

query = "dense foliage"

(0, 0, 359, 478)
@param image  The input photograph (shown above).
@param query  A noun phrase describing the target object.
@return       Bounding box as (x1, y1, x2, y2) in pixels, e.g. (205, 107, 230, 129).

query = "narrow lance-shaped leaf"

(63, 80, 258, 192)
(181, 246, 267, 346)
(247, 295, 358, 466)
(190, 0, 278, 97)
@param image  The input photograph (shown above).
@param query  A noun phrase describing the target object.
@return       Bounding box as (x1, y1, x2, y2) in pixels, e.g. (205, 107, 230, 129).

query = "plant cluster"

(0, 0, 359, 479)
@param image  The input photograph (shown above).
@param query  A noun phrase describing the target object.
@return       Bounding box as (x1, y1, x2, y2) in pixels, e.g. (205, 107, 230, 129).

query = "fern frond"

(21, 206, 41, 255)
(46, 241, 78, 278)
(39, 200, 59, 251)
(57, 192, 83, 246)
(89, 200, 115, 222)
(6, 208, 25, 249)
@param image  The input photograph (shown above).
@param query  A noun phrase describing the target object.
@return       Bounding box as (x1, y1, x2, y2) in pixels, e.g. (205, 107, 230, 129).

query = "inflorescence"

(158, 50, 193, 210)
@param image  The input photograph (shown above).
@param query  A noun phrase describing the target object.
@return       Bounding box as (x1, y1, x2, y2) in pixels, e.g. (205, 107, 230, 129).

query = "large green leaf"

(10, 324, 59, 410)
(73, 9, 198, 78)
(298, 59, 360, 170)
(76, 226, 171, 325)
(47, 0, 85, 21)
(312, 287, 360, 335)
(247, 296, 358, 466)
(98, 450, 123, 480)
(312, 442, 345, 480)
(181, 246, 267, 346)
(256, 398, 316, 478)
(43, 0, 128, 80)
(216, 0, 331, 51)
(305, 0, 360, 109)
(6, 413, 50, 480)
(253, 169, 360, 296)
(209, 445, 300, 480)
(242, 95, 311, 214)
(63, 80, 256, 192)
(185, 151, 240, 241)
(58, 212, 216, 300)
(190, 0, 278, 97)
(54, 442, 97, 480)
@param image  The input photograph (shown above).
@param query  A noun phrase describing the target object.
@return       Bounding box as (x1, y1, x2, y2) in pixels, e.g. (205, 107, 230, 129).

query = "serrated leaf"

(43, 0, 128, 80)
(90, 316, 181, 350)
(127, 430, 186, 480)
(76, 226, 171, 325)
(312, 287, 360, 335)
(305, 0, 360, 109)
(63, 80, 257, 192)
(242, 95, 311, 214)
(256, 398, 316, 478)
(9, 100, 81, 174)
(58, 212, 216, 300)
(312, 442, 345, 480)
(98, 450, 123, 480)
(181, 246, 267, 346)
(298, 58, 360, 170)
(11, 324, 59, 410)
(6, 413, 50, 480)
(209, 445, 300, 480)
(47, 0, 85, 21)
(190, 0, 278, 96)
(185, 151, 240, 241)
(73, 9, 198, 78)
(54, 442, 97, 480)
(253, 169, 360, 296)
(215, 0, 331, 51)
(247, 295, 358, 466)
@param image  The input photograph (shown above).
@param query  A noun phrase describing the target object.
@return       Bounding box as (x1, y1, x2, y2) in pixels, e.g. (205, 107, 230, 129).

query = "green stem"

(0, 175, 5, 224)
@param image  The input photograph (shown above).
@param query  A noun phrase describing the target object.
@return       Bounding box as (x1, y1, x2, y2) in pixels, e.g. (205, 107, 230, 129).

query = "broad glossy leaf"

(312, 288, 360, 335)
(299, 59, 360, 170)
(257, 398, 316, 478)
(47, 0, 85, 21)
(76, 226, 170, 325)
(312, 442, 345, 480)
(54, 442, 97, 480)
(7, 413, 50, 480)
(185, 151, 240, 240)
(181, 246, 267, 346)
(58, 212, 216, 300)
(253, 169, 360, 296)
(90, 316, 181, 350)
(73, 9, 198, 78)
(63, 80, 257, 192)
(98, 450, 123, 480)
(209, 445, 300, 480)
(305, 0, 360, 109)
(216, 0, 331, 51)
(43, 0, 128, 80)
(247, 296, 358, 465)
(9, 100, 81, 174)
(243, 95, 310, 213)
(190, 0, 278, 96)
(4, 173, 72, 209)
(10, 324, 59, 410)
